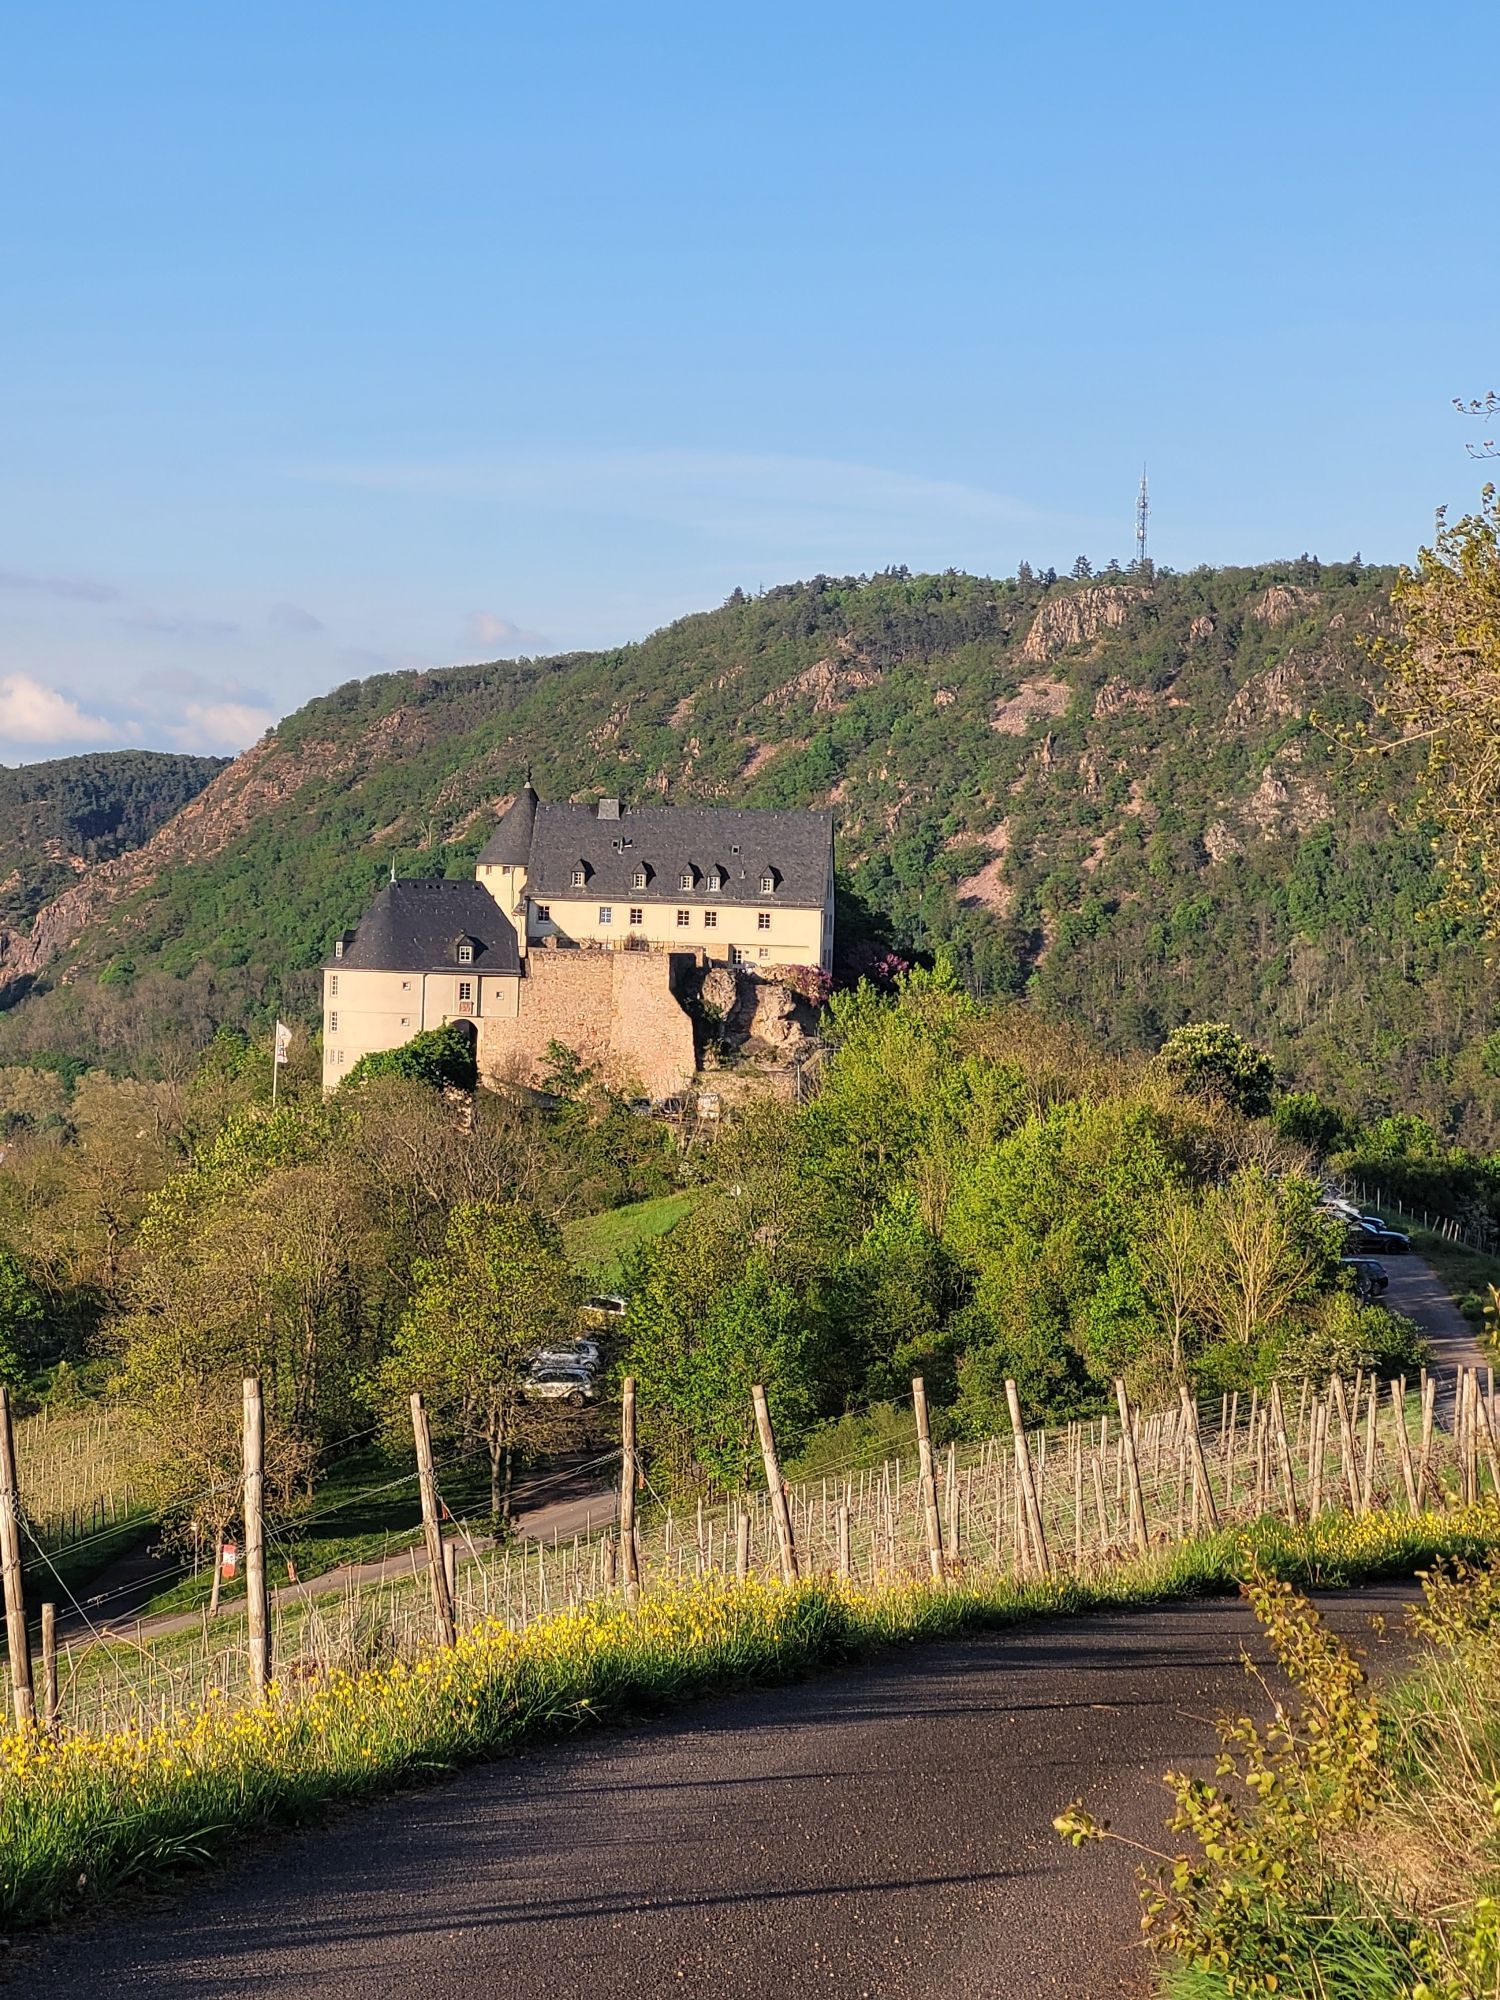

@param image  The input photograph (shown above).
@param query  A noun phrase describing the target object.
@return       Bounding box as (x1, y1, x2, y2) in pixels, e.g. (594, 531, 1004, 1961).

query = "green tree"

(0, 1248, 44, 1387)
(1151, 1022, 1277, 1120)
(345, 1023, 477, 1093)
(377, 1202, 579, 1519)
(1379, 486, 1500, 928)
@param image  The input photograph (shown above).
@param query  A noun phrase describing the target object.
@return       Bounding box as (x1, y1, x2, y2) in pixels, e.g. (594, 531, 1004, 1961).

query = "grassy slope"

(563, 1189, 700, 1286)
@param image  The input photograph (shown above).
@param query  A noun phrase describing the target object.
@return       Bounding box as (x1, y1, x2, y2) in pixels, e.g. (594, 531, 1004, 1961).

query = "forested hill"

(0, 562, 1496, 1143)
(0, 751, 227, 926)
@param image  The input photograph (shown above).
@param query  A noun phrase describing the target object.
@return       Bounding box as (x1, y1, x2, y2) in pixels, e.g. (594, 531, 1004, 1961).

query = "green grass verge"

(562, 1189, 700, 1286)
(134, 1452, 498, 1618)
(1408, 1224, 1500, 1343)
(5, 1502, 1500, 1933)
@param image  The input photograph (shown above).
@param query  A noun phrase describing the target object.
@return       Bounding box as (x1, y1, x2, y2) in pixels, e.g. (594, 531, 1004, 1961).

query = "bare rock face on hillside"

(1226, 646, 1346, 728)
(991, 678, 1070, 735)
(1250, 585, 1318, 628)
(1019, 586, 1139, 664)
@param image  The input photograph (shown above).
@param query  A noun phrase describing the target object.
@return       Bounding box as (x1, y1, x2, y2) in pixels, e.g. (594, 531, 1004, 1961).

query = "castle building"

(322, 787, 835, 1097)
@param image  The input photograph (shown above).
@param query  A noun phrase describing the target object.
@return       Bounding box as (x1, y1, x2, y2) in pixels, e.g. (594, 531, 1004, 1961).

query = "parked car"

(1351, 1217, 1410, 1254)
(1320, 1194, 1363, 1223)
(531, 1338, 602, 1372)
(582, 1294, 628, 1326)
(1340, 1256, 1389, 1300)
(523, 1362, 598, 1408)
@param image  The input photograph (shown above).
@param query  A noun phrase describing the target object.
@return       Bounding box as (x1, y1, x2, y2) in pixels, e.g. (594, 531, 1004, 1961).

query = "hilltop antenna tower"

(1135, 466, 1149, 571)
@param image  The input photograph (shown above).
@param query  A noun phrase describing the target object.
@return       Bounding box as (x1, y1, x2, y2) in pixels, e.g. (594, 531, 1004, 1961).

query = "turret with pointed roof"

(478, 779, 539, 867)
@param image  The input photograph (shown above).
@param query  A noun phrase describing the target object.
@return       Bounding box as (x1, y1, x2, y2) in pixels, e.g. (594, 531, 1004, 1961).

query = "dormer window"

(759, 868, 779, 895)
(631, 864, 650, 891)
(571, 859, 589, 888)
(334, 939, 344, 959)
(679, 867, 696, 891)
(706, 867, 723, 893)
(457, 940, 474, 964)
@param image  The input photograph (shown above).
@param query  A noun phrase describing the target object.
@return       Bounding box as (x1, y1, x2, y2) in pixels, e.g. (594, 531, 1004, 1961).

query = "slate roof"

(521, 801, 834, 907)
(328, 880, 521, 974)
(476, 781, 538, 866)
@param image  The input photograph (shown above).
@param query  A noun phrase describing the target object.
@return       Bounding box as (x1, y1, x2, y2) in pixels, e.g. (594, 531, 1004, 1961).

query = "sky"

(1, 1, 1495, 763)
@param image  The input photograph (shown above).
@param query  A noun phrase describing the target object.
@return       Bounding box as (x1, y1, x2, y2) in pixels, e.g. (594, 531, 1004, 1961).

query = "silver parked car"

(523, 1362, 598, 1408)
(530, 1338, 602, 1372)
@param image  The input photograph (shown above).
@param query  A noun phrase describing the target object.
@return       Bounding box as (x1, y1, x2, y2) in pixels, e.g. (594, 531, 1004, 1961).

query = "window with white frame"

(629, 907, 644, 925)
(759, 871, 777, 894)
(702, 910, 717, 929)
(458, 980, 474, 1003)
(679, 868, 694, 890)
(536, 904, 551, 922)
(457, 941, 474, 964)
(758, 946, 770, 959)
(676, 908, 690, 926)
(571, 864, 586, 887)
(598, 905, 613, 924)
(329, 1011, 339, 1031)
(757, 911, 771, 930)
(706, 868, 723, 891)
(329, 974, 339, 996)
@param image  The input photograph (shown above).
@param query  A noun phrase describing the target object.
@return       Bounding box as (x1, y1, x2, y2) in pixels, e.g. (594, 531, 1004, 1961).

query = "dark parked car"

(1340, 1256, 1389, 1300)
(1351, 1217, 1410, 1255)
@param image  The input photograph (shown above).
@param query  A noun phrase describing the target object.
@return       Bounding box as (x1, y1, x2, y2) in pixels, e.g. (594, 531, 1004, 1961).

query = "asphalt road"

(17, 1584, 1415, 2000)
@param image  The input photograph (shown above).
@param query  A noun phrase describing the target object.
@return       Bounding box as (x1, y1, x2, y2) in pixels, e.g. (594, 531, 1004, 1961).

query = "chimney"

(597, 798, 621, 820)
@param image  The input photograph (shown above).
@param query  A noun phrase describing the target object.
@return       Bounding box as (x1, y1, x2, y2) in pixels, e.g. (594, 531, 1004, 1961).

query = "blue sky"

(1, 1, 1493, 761)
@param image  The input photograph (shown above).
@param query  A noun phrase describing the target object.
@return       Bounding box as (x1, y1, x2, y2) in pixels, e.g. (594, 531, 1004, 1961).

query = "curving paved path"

(15, 1585, 1415, 2000)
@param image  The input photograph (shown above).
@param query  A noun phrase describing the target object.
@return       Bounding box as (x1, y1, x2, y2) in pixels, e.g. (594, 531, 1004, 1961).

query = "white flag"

(274, 1020, 293, 1066)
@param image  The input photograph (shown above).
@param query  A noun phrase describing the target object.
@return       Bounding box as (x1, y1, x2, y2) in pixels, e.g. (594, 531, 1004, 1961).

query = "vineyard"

(7, 1362, 1495, 1739)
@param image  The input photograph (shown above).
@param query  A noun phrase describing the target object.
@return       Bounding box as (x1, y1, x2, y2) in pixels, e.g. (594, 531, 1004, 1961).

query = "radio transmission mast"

(1135, 466, 1149, 570)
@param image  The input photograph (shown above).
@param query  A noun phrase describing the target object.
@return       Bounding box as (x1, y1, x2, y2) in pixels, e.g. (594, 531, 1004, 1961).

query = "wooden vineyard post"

(1178, 1386, 1220, 1534)
(40, 1601, 57, 1728)
(912, 1377, 945, 1582)
(1362, 1374, 1379, 1510)
(1268, 1382, 1300, 1525)
(1328, 1376, 1362, 1515)
(243, 1376, 273, 1698)
(1006, 1380, 1051, 1576)
(410, 1392, 456, 1649)
(752, 1386, 799, 1584)
(1307, 1398, 1325, 1517)
(1417, 1376, 1438, 1507)
(1388, 1380, 1419, 1513)
(0, 1387, 32, 1726)
(836, 1503, 851, 1581)
(1113, 1381, 1149, 1555)
(619, 1377, 640, 1610)
(442, 1535, 458, 1618)
(735, 1507, 750, 1582)
(1472, 1374, 1500, 1498)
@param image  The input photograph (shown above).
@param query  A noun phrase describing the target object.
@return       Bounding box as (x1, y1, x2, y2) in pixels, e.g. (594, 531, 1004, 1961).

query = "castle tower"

(475, 779, 538, 955)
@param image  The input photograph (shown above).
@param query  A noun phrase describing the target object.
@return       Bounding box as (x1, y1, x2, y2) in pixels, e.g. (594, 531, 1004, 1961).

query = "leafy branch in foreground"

(1373, 487, 1500, 934)
(1057, 1550, 1500, 1997)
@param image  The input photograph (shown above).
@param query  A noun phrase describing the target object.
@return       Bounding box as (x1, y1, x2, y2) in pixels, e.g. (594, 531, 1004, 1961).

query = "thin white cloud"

(465, 611, 547, 654)
(287, 446, 1095, 554)
(120, 608, 240, 640)
(0, 568, 123, 605)
(0, 672, 117, 747)
(269, 601, 325, 636)
(164, 700, 276, 754)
